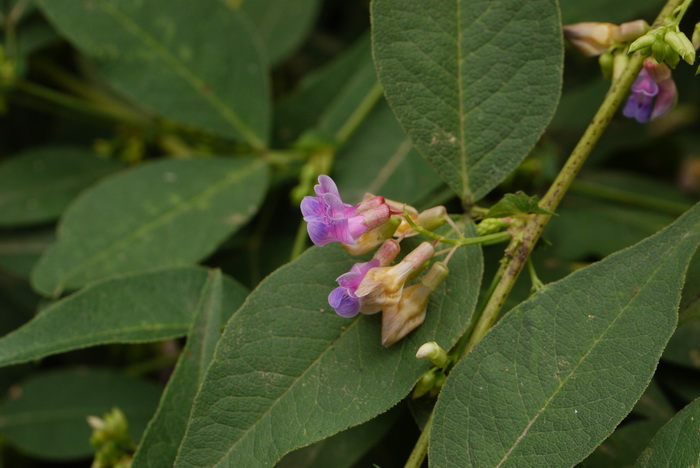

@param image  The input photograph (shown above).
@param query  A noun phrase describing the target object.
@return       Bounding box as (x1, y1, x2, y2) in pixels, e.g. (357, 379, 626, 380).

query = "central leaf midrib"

(95, 0, 264, 148)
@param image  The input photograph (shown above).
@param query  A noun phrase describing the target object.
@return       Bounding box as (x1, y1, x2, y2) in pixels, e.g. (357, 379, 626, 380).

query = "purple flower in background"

(328, 259, 380, 317)
(623, 59, 677, 123)
(301, 175, 391, 246)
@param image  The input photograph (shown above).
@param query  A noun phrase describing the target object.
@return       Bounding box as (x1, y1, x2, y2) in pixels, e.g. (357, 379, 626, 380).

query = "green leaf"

(372, 0, 563, 203)
(0, 146, 123, 227)
(636, 397, 700, 467)
(274, 35, 377, 144)
(580, 381, 674, 468)
(37, 0, 270, 147)
(276, 409, 401, 468)
(31, 158, 268, 296)
(0, 368, 162, 460)
(430, 202, 700, 467)
(334, 101, 443, 205)
(132, 270, 227, 468)
(174, 240, 482, 467)
(0, 267, 248, 368)
(485, 193, 556, 219)
(679, 246, 700, 325)
(229, 0, 322, 66)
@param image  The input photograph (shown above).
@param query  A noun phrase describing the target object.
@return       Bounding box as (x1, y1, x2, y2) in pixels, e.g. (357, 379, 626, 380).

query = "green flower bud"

(599, 51, 614, 79)
(652, 39, 677, 66)
(692, 22, 700, 50)
(664, 30, 695, 65)
(628, 32, 657, 53)
(476, 217, 507, 236)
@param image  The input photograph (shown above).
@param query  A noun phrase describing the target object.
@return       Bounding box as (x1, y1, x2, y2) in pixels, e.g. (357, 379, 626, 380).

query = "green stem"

(405, 412, 434, 468)
(13, 80, 152, 128)
(570, 179, 691, 215)
(401, 213, 512, 246)
(404, 1, 692, 465)
(335, 81, 384, 146)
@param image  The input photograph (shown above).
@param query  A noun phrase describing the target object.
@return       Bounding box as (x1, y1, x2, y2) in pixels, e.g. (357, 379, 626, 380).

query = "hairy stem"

(405, 1, 693, 465)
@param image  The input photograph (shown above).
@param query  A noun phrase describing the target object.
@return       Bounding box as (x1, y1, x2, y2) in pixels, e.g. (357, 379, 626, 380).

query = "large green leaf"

(31, 158, 268, 296)
(334, 101, 443, 205)
(132, 270, 227, 468)
(372, 0, 562, 203)
(0, 267, 248, 368)
(174, 240, 482, 467)
(430, 202, 700, 467)
(37, 0, 270, 147)
(0, 147, 123, 227)
(230, 0, 321, 66)
(636, 397, 700, 467)
(0, 368, 162, 460)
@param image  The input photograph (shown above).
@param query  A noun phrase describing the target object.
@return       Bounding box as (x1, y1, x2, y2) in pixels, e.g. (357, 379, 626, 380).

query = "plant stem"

(404, 1, 692, 465)
(405, 412, 434, 468)
(290, 221, 309, 260)
(401, 213, 512, 246)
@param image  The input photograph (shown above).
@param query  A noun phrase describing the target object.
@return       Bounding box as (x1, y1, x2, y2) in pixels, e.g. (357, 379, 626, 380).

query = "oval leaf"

(372, 0, 563, 202)
(0, 147, 123, 227)
(31, 158, 268, 296)
(0, 267, 248, 368)
(430, 202, 700, 467)
(0, 368, 162, 460)
(636, 397, 700, 467)
(37, 0, 270, 147)
(174, 241, 482, 467)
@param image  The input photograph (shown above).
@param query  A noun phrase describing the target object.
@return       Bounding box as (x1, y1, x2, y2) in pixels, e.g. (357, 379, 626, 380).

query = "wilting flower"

(355, 242, 435, 312)
(563, 20, 648, 56)
(623, 58, 677, 123)
(381, 262, 449, 347)
(328, 240, 401, 317)
(301, 175, 391, 246)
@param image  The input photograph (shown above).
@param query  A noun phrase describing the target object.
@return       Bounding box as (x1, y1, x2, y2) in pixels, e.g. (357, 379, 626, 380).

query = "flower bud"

(380, 262, 448, 347)
(342, 216, 401, 255)
(613, 20, 649, 42)
(628, 32, 657, 54)
(692, 22, 700, 50)
(416, 341, 449, 368)
(664, 30, 695, 64)
(652, 39, 678, 67)
(412, 370, 437, 399)
(415, 206, 447, 231)
(599, 50, 614, 79)
(563, 22, 618, 56)
(476, 217, 508, 236)
(612, 51, 630, 81)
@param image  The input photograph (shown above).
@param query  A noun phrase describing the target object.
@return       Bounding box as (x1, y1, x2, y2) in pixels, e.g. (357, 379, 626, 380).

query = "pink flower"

(301, 175, 391, 246)
(623, 59, 677, 123)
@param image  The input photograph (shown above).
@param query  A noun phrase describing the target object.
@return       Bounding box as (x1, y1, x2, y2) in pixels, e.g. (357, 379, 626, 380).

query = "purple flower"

(328, 259, 380, 317)
(301, 175, 391, 246)
(623, 59, 677, 123)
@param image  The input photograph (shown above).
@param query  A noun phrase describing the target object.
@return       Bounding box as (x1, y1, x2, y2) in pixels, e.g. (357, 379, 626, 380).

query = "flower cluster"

(301, 175, 450, 346)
